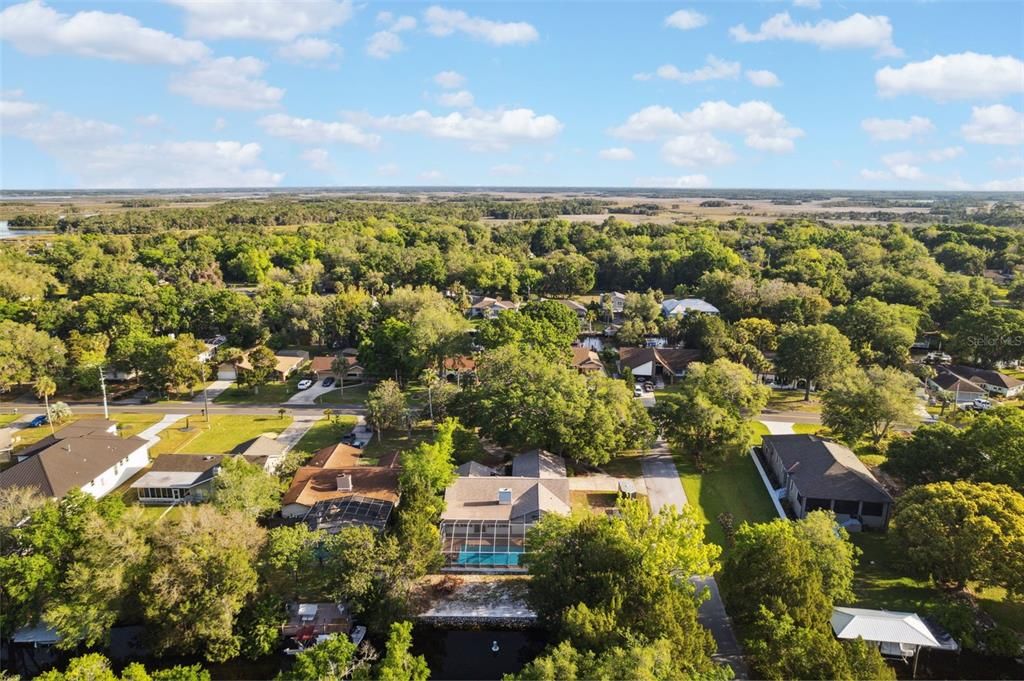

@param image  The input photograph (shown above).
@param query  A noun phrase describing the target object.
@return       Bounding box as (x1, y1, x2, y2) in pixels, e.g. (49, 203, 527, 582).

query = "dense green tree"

(774, 323, 855, 400)
(367, 379, 408, 440)
(241, 345, 278, 395)
(375, 621, 430, 681)
(948, 306, 1024, 366)
(36, 654, 209, 681)
(828, 297, 921, 367)
(281, 633, 370, 681)
(211, 456, 283, 518)
(892, 481, 1024, 594)
(0, 320, 66, 391)
(821, 366, 919, 445)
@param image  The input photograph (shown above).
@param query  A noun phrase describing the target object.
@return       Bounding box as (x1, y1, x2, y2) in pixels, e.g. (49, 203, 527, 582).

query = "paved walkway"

(136, 413, 187, 442)
(274, 413, 324, 452)
(568, 474, 647, 495)
(641, 440, 750, 679)
(759, 420, 795, 435)
(191, 380, 234, 403)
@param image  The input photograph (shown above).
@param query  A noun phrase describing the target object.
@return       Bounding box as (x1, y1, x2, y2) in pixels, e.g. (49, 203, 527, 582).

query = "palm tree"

(35, 376, 57, 437)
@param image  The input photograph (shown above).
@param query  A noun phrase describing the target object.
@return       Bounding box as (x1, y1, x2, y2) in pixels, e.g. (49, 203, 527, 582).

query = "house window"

(833, 500, 859, 515)
(805, 498, 831, 512)
(861, 502, 884, 517)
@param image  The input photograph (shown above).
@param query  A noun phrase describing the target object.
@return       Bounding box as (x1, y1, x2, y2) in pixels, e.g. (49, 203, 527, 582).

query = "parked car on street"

(29, 414, 48, 427)
(297, 379, 314, 390)
(321, 377, 336, 387)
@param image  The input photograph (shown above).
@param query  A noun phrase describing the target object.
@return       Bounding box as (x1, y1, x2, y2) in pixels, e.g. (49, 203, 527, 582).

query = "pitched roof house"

(927, 370, 988, 404)
(940, 364, 1023, 398)
(218, 351, 307, 382)
(661, 298, 719, 318)
(468, 297, 518, 319)
(762, 434, 893, 530)
(131, 454, 223, 505)
(440, 450, 571, 570)
(618, 347, 701, 383)
(570, 347, 604, 374)
(0, 431, 151, 499)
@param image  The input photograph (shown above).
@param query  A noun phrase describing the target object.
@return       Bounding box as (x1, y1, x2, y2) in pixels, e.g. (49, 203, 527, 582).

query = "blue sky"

(1, 0, 1022, 190)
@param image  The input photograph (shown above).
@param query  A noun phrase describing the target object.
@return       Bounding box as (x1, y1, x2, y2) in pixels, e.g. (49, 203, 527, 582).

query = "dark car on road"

(29, 414, 48, 427)
(322, 377, 336, 387)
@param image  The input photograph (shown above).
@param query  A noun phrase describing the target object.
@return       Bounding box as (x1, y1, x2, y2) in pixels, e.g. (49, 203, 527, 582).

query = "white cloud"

(491, 163, 525, 176)
(0, 0, 209, 64)
(664, 9, 707, 30)
(420, 169, 444, 181)
(635, 174, 711, 188)
(348, 108, 562, 151)
(367, 13, 417, 59)
(662, 133, 735, 166)
(135, 114, 163, 127)
(655, 56, 740, 84)
(434, 71, 466, 89)
(599, 147, 635, 161)
(214, 117, 227, 131)
(610, 101, 803, 153)
(168, 0, 352, 42)
(860, 115, 934, 141)
(961, 105, 1024, 145)
(169, 57, 284, 110)
(746, 69, 781, 87)
(793, 0, 821, 8)
(258, 113, 380, 148)
(366, 31, 405, 59)
(983, 177, 1024, 191)
(730, 12, 901, 57)
(424, 5, 538, 45)
(876, 53, 1024, 101)
(925, 146, 965, 162)
(438, 90, 475, 108)
(301, 148, 333, 172)
(860, 169, 890, 181)
(862, 146, 965, 183)
(377, 163, 400, 176)
(2, 97, 279, 188)
(0, 98, 42, 119)
(278, 38, 342, 63)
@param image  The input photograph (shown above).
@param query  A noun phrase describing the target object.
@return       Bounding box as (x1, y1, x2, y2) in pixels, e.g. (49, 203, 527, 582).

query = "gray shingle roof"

(511, 450, 566, 478)
(763, 434, 891, 504)
(0, 435, 148, 498)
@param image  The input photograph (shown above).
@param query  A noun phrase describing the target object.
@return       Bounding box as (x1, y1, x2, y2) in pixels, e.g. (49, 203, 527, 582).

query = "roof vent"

(337, 473, 353, 492)
(497, 487, 512, 505)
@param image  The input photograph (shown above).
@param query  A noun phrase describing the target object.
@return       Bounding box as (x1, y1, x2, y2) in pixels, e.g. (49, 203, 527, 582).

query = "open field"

(150, 414, 292, 455)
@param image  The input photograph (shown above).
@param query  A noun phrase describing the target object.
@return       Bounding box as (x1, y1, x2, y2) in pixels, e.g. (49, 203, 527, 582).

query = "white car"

(971, 397, 993, 411)
(634, 385, 644, 398)
(297, 379, 314, 390)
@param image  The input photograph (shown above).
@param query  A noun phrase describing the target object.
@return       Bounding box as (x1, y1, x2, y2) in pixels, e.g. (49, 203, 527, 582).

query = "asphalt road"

(3, 399, 366, 417)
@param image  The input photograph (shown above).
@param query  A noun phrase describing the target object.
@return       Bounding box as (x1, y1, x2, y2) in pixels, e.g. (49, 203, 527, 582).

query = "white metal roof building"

(830, 607, 949, 661)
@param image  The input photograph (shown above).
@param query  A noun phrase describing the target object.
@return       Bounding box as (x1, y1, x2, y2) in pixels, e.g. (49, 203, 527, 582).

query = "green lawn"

(313, 383, 373, 404)
(0, 414, 18, 426)
(749, 421, 770, 443)
(676, 453, 779, 550)
(290, 416, 358, 456)
(150, 414, 293, 455)
(792, 423, 825, 435)
(600, 450, 646, 478)
(852, 533, 1023, 635)
(766, 390, 822, 413)
(359, 425, 435, 465)
(214, 380, 297, 404)
(12, 412, 163, 452)
(107, 413, 163, 438)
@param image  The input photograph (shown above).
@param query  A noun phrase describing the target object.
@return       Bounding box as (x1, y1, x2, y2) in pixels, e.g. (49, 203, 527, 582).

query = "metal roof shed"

(831, 606, 952, 677)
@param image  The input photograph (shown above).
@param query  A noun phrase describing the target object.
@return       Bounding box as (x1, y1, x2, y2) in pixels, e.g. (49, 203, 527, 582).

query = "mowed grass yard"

(12, 412, 163, 452)
(214, 381, 297, 405)
(0, 414, 19, 426)
(150, 414, 293, 455)
(675, 453, 779, 550)
(290, 416, 358, 456)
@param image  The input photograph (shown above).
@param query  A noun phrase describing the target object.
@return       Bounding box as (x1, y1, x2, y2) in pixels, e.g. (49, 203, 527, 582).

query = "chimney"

(337, 473, 353, 492)
(497, 487, 512, 505)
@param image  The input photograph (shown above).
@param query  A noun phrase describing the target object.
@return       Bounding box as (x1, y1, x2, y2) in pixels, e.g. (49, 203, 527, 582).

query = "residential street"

(642, 441, 750, 679)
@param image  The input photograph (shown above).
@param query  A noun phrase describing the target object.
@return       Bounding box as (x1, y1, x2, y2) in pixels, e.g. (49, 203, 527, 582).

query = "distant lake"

(0, 220, 54, 239)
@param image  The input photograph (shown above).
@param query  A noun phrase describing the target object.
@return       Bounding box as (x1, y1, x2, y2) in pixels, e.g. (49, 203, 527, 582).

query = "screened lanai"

(440, 519, 533, 568)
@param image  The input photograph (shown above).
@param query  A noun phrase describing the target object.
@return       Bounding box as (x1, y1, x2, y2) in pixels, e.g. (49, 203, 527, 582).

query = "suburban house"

(131, 454, 223, 505)
(830, 607, 956, 671)
(281, 442, 399, 532)
(197, 335, 227, 363)
(762, 434, 893, 530)
(439, 449, 571, 570)
(12, 418, 120, 462)
(309, 355, 364, 381)
(0, 429, 151, 500)
(926, 369, 988, 405)
(218, 351, 307, 382)
(938, 364, 1023, 398)
(468, 297, 518, 319)
(570, 347, 604, 374)
(443, 355, 477, 383)
(618, 347, 701, 384)
(554, 298, 588, 321)
(239, 435, 288, 473)
(661, 298, 720, 318)
(601, 291, 627, 317)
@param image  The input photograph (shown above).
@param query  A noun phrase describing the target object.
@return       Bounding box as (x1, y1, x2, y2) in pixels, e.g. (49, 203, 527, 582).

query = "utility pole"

(427, 384, 434, 423)
(98, 366, 109, 420)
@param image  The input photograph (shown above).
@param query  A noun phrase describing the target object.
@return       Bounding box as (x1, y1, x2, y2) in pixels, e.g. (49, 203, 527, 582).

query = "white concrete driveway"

(285, 382, 335, 405)
(191, 380, 234, 403)
(274, 413, 324, 452)
(569, 474, 648, 495)
(759, 420, 795, 435)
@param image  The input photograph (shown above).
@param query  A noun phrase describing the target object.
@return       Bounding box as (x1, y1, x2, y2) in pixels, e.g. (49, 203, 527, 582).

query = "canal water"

(0, 220, 54, 239)
(411, 625, 547, 680)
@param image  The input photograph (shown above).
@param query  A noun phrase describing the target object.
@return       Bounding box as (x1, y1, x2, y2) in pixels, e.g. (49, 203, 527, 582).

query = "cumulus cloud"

(634, 174, 711, 188)
(662, 133, 736, 166)
(135, 114, 163, 127)
(491, 163, 525, 176)
(301, 148, 333, 172)
(434, 71, 466, 89)
(983, 177, 1024, 191)
(438, 90, 475, 108)
(0, 0, 209, 64)
(664, 9, 707, 30)
(0, 98, 42, 119)
(424, 5, 538, 45)
(862, 146, 965, 182)
(610, 101, 803, 154)
(168, 0, 352, 42)
(860, 115, 934, 141)
(652, 56, 741, 84)
(961, 105, 1024, 145)
(169, 57, 284, 110)
(258, 113, 380, 148)
(599, 147, 635, 161)
(859, 169, 890, 181)
(876, 52, 1024, 101)
(348, 107, 562, 151)
(746, 69, 781, 87)
(278, 38, 342, 63)
(730, 12, 901, 57)
(1, 96, 280, 188)
(366, 13, 416, 59)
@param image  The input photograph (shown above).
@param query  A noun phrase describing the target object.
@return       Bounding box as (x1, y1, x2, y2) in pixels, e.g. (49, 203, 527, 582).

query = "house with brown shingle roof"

(940, 364, 1024, 398)
(571, 347, 604, 374)
(617, 347, 701, 384)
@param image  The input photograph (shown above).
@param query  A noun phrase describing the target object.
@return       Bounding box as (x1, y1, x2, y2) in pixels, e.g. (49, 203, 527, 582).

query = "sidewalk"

(274, 413, 324, 452)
